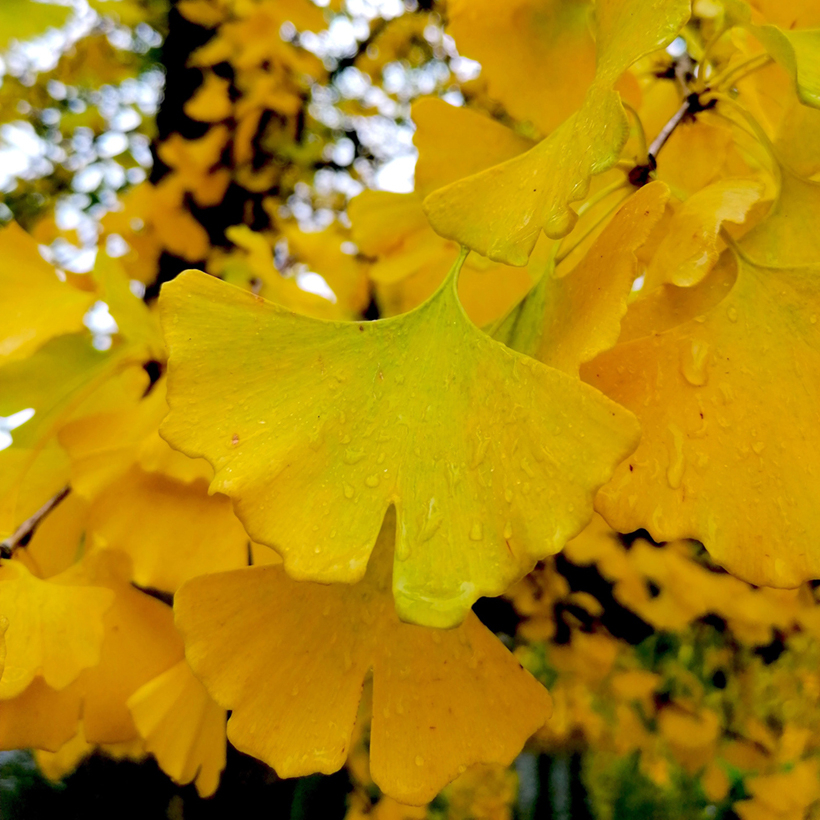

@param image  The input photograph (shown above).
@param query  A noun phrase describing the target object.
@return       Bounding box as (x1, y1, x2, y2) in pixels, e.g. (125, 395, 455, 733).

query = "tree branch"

(0, 486, 71, 558)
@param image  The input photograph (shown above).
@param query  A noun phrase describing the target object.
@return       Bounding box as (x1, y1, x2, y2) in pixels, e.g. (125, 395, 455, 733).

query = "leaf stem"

(710, 52, 773, 92)
(704, 92, 778, 165)
(693, 24, 731, 92)
(575, 178, 631, 220)
(621, 101, 649, 164)
(0, 486, 71, 558)
(556, 190, 632, 266)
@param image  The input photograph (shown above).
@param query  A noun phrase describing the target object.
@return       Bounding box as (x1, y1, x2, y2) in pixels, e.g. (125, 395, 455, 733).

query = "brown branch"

(648, 92, 717, 162)
(0, 486, 71, 558)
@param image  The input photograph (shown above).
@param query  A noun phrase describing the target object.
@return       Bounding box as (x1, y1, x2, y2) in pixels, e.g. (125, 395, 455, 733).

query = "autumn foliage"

(2, 0, 820, 816)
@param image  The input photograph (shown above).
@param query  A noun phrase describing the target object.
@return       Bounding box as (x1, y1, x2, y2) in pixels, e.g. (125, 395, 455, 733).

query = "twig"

(647, 92, 717, 162)
(0, 486, 71, 558)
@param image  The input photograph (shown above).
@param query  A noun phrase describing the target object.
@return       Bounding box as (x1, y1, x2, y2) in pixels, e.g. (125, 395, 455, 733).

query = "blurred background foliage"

(3, 0, 820, 818)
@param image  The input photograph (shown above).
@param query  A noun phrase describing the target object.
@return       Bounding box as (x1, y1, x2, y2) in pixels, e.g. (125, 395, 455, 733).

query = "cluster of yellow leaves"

(506, 512, 820, 818)
(4, 0, 820, 814)
(0, 221, 551, 803)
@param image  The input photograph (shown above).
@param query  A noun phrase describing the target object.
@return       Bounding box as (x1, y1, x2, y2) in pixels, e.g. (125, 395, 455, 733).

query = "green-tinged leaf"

(160, 261, 639, 628)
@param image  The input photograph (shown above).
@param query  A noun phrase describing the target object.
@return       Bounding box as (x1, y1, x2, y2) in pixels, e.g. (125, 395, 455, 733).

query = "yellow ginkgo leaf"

(34, 722, 91, 779)
(25, 491, 88, 579)
(59, 377, 213, 499)
(92, 254, 165, 361)
(160, 258, 639, 627)
(0, 222, 94, 363)
(644, 179, 764, 290)
(184, 72, 233, 122)
(0, 676, 82, 752)
(0, 560, 114, 699)
(423, 86, 628, 265)
(0, 337, 146, 536)
(445, 0, 596, 136)
(497, 182, 669, 372)
(278, 222, 370, 317)
(585, 249, 820, 588)
(175, 511, 551, 805)
(61, 550, 185, 744)
(748, 25, 820, 108)
(424, 0, 690, 265)
(740, 165, 820, 268)
(412, 98, 534, 198)
(128, 660, 226, 797)
(221, 225, 341, 319)
(0, 0, 69, 49)
(87, 466, 249, 593)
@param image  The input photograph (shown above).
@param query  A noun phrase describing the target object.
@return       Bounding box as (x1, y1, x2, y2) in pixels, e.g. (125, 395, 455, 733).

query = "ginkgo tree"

(2, 0, 820, 816)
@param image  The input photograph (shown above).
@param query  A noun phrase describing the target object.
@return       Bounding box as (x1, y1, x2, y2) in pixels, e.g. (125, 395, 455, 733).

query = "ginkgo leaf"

(87, 466, 249, 593)
(0, 337, 146, 536)
(748, 25, 820, 108)
(496, 182, 669, 372)
(92, 254, 165, 361)
(25, 491, 87, 580)
(644, 179, 764, 290)
(127, 660, 226, 797)
(445, 0, 596, 136)
(412, 99, 534, 198)
(0, 560, 114, 698)
(61, 550, 185, 744)
(184, 72, 233, 122)
(424, 0, 690, 265)
(0, 0, 70, 49)
(0, 222, 94, 362)
(175, 511, 551, 804)
(423, 86, 628, 266)
(160, 259, 639, 627)
(585, 248, 820, 588)
(59, 377, 213, 499)
(740, 165, 820, 268)
(0, 676, 82, 752)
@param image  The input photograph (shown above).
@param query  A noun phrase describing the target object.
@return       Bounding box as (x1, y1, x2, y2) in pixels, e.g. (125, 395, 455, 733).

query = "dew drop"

(343, 483, 355, 499)
(680, 340, 710, 386)
(666, 423, 686, 489)
(344, 448, 365, 464)
(503, 520, 513, 540)
(727, 306, 738, 323)
(469, 521, 483, 541)
(365, 474, 380, 488)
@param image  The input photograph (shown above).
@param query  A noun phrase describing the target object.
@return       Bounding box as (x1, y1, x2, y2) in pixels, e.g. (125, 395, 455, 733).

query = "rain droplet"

(666, 423, 686, 489)
(344, 448, 365, 464)
(469, 521, 483, 541)
(503, 520, 513, 540)
(726, 306, 738, 323)
(471, 435, 489, 468)
(419, 498, 443, 542)
(365, 474, 380, 488)
(343, 483, 355, 499)
(680, 340, 710, 386)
